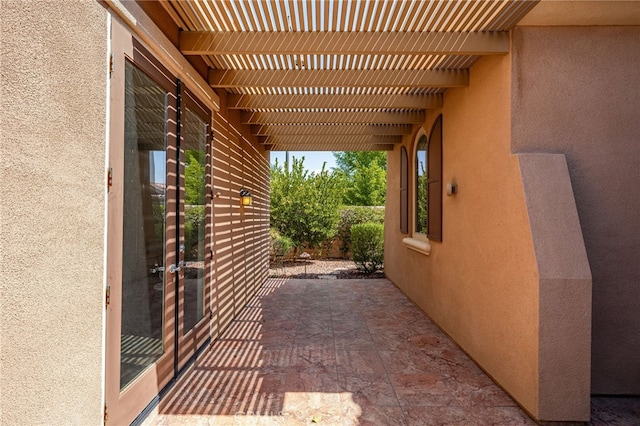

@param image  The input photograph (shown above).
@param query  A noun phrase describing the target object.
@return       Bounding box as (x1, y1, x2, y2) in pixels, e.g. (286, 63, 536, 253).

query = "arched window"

(413, 115, 443, 241)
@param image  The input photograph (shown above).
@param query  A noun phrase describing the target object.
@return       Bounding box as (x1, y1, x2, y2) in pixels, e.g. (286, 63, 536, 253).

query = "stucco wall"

(0, 1, 108, 424)
(385, 53, 542, 416)
(511, 26, 640, 394)
(209, 92, 271, 341)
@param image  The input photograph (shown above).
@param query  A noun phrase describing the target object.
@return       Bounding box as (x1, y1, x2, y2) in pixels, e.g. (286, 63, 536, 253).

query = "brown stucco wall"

(0, 1, 108, 424)
(210, 91, 271, 341)
(385, 53, 542, 416)
(511, 26, 640, 395)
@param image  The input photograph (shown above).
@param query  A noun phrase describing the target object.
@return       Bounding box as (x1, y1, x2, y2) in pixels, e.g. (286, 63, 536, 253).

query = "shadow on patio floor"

(147, 278, 639, 425)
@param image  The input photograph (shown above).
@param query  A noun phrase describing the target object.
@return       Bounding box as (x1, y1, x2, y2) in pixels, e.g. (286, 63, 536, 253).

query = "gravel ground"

(269, 258, 385, 279)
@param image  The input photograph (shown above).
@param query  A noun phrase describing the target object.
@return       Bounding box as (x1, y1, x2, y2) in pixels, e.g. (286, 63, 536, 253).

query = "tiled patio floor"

(148, 278, 536, 425)
(147, 278, 640, 425)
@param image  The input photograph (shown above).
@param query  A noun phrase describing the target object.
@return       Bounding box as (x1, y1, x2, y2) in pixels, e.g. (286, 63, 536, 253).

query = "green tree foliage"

(351, 222, 384, 273)
(185, 150, 205, 205)
(334, 151, 387, 174)
(333, 151, 387, 206)
(270, 157, 344, 251)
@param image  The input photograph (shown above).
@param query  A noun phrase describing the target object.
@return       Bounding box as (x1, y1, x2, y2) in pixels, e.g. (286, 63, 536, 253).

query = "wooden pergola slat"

(241, 110, 425, 125)
(181, 31, 510, 56)
(228, 93, 443, 110)
(258, 134, 403, 145)
(251, 124, 413, 136)
(266, 142, 396, 152)
(210, 69, 468, 88)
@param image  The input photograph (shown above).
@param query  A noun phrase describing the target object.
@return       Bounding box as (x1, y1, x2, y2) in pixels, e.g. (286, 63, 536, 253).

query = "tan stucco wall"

(385, 53, 542, 416)
(511, 26, 640, 395)
(518, 154, 591, 420)
(0, 1, 108, 425)
(386, 43, 594, 420)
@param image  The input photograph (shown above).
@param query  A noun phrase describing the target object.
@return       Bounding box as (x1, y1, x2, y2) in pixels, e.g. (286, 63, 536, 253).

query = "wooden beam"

(181, 31, 509, 56)
(258, 135, 402, 145)
(210, 69, 468, 88)
(251, 124, 412, 136)
(228, 93, 442, 110)
(241, 110, 425, 125)
(267, 142, 396, 152)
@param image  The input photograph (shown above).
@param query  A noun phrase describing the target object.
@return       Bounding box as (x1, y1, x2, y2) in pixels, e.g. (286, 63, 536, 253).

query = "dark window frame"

(400, 146, 409, 234)
(426, 115, 443, 241)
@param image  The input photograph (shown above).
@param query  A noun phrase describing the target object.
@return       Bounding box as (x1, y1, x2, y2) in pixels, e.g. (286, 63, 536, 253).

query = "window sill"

(403, 237, 431, 256)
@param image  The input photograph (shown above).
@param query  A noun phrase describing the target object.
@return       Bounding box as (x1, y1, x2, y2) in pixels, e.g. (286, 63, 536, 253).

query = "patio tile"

(284, 371, 339, 393)
(336, 349, 386, 375)
(389, 373, 462, 407)
(150, 278, 545, 425)
(341, 403, 407, 426)
(337, 373, 400, 407)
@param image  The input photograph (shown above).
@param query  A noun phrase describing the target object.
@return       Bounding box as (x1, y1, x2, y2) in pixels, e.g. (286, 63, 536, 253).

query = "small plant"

(350, 222, 384, 273)
(270, 228, 293, 260)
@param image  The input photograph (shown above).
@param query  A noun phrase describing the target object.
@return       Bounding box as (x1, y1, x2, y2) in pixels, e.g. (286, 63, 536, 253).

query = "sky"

(270, 151, 337, 174)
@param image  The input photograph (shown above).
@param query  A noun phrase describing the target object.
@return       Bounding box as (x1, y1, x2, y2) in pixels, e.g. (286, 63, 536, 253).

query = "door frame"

(105, 18, 213, 425)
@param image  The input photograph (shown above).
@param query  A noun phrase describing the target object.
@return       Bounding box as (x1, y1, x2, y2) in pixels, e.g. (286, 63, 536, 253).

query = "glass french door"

(176, 90, 212, 369)
(106, 21, 211, 425)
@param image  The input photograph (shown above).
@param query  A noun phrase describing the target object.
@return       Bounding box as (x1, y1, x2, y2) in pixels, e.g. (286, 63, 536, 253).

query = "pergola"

(149, 0, 538, 151)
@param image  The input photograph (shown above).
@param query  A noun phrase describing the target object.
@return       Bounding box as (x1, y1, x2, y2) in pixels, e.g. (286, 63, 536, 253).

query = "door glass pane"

(182, 107, 207, 333)
(120, 62, 167, 389)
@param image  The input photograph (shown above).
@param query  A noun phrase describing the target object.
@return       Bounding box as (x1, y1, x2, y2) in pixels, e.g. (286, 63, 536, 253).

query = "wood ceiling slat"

(251, 123, 412, 136)
(170, 1, 198, 30)
(242, 1, 261, 32)
(158, 0, 187, 29)
(180, 31, 510, 56)
(163, 0, 539, 153)
(240, 110, 425, 125)
(259, 134, 402, 145)
(209, 69, 468, 89)
(267, 142, 395, 152)
(227, 93, 442, 110)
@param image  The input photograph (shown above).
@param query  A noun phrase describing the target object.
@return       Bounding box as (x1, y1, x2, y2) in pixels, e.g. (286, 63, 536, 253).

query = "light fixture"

(240, 188, 253, 206)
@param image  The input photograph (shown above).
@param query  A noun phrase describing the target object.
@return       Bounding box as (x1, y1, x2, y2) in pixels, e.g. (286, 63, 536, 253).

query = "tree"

(184, 150, 205, 205)
(333, 151, 387, 206)
(334, 151, 387, 174)
(270, 157, 344, 252)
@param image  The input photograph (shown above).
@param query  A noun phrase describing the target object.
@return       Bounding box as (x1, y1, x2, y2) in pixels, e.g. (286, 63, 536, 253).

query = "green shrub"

(337, 206, 385, 256)
(184, 205, 205, 261)
(270, 228, 293, 260)
(351, 222, 384, 273)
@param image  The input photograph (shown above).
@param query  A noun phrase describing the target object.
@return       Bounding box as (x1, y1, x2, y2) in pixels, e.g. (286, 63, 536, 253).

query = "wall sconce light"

(240, 188, 253, 206)
(446, 182, 458, 196)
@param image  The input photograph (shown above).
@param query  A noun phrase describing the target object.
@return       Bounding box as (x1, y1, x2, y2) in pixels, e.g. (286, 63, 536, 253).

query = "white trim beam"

(228, 94, 442, 110)
(181, 31, 509, 56)
(210, 69, 468, 88)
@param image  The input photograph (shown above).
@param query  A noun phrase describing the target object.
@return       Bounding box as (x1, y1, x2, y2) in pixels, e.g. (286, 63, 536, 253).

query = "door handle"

(169, 261, 185, 274)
